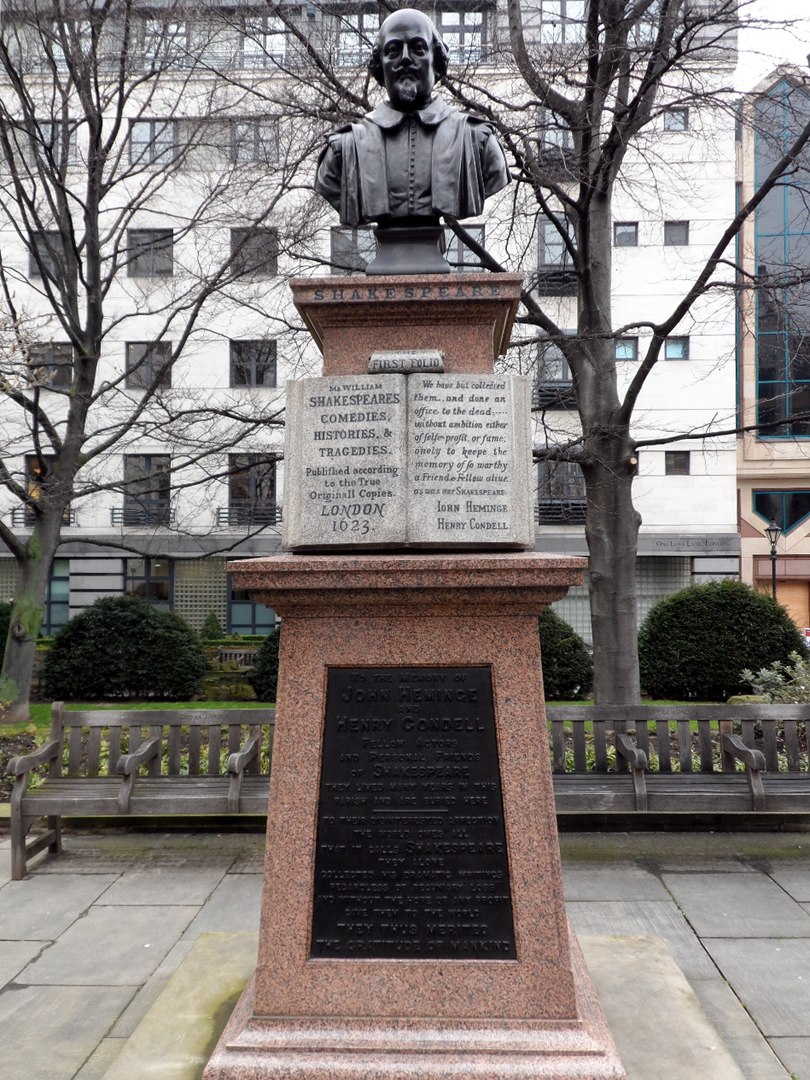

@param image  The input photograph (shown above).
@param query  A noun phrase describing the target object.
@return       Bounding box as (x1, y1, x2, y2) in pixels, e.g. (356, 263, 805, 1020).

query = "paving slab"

(766, 865, 810, 903)
(567, 899, 719, 982)
(702, 937, 810, 1038)
(0, 984, 134, 1080)
(182, 874, 262, 939)
(769, 1038, 810, 1079)
(0, 940, 43, 985)
(99, 865, 230, 906)
(690, 976, 791, 1080)
(101, 932, 258, 1080)
(0, 873, 117, 939)
(21, 903, 198, 985)
(579, 935, 745, 1080)
(563, 864, 669, 901)
(110, 939, 196, 1038)
(663, 872, 810, 937)
(74, 1039, 127, 1080)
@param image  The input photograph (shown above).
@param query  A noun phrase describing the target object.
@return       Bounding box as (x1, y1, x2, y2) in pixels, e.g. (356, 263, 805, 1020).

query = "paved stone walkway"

(0, 828, 808, 1080)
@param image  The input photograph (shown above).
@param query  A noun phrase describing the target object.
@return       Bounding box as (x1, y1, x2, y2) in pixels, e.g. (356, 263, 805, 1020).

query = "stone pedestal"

(290, 273, 523, 376)
(204, 553, 626, 1080)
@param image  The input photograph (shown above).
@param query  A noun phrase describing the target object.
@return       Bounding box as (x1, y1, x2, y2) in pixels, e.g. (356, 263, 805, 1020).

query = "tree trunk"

(583, 449, 641, 706)
(0, 528, 59, 724)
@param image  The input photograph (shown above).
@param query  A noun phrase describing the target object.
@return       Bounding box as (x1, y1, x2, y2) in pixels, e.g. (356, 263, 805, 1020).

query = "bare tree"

(260, 0, 810, 703)
(0, 0, 328, 721)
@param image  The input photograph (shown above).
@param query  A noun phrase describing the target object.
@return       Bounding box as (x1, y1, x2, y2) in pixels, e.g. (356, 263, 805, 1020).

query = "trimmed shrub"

(42, 595, 207, 700)
(200, 611, 224, 640)
(539, 607, 593, 700)
(638, 581, 806, 701)
(249, 627, 281, 702)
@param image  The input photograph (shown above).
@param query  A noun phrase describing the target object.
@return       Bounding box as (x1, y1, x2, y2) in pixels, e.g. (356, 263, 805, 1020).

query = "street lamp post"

(765, 519, 782, 600)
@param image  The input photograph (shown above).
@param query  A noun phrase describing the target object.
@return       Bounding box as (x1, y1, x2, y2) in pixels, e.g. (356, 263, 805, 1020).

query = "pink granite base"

(290, 274, 524, 375)
(204, 553, 625, 1080)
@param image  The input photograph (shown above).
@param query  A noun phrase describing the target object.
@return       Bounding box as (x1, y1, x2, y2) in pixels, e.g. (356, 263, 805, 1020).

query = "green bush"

(42, 595, 207, 700)
(539, 607, 593, 700)
(249, 627, 281, 702)
(638, 581, 806, 701)
(200, 611, 225, 640)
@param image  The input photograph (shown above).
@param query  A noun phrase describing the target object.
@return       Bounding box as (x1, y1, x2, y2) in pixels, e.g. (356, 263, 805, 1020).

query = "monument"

(205, 11, 625, 1079)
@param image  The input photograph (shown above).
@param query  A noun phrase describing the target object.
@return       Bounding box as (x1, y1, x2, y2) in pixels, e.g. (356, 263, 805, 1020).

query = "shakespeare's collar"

(366, 96, 454, 129)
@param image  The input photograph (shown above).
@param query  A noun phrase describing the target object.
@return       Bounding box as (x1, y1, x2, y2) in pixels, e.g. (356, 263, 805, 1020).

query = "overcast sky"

(736, 0, 810, 90)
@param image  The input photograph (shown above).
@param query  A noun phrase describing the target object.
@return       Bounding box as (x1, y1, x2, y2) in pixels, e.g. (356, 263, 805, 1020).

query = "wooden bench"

(548, 704, 810, 816)
(7, 704, 275, 879)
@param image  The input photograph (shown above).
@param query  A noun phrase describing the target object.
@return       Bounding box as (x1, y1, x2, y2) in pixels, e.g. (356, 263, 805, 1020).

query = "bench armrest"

(227, 729, 262, 813)
(116, 737, 161, 778)
(721, 734, 766, 772)
(722, 733, 766, 811)
(615, 733, 648, 771)
(227, 731, 261, 777)
(8, 740, 60, 777)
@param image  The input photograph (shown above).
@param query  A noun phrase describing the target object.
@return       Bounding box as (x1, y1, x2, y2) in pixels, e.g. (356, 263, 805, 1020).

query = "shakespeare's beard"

(395, 74, 418, 105)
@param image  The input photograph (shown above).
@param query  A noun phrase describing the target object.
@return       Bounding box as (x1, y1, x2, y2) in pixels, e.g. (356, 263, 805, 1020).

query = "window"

(230, 340, 277, 387)
(126, 557, 172, 608)
(28, 343, 73, 389)
(228, 453, 278, 525)
(140, 19, 188, 68)
(42, 558, 70, 636)
(336, 11, 379, 67)
(536, 460, 586, 523)
(122, 454, 171, 525)
(613, 222, 638, 247)
(129, 119, 178, 166)
(437, 8, 487, 64)
(540, 216, 572, 268)
(443, 225, 485, 271)
(22, 120, 76, 169)
(664, 220, 689, 246)
(534, 334, 576, 408)
(538, 108, 574, 163)
(664, 336, 690, 360)
(29, 229, 65, 281)
(125, 341, 172, 389)
(239, 16, 286, 67)
(330, 227, 377, 274)
(664, 107, 689, 132)
(230, 227, 278, 277)
(665, 451, 690, 475)
(614, 337, 639, 361)
(228, 576, 277, 635)
(537, 0, 586, 44)
(753, 490, 810, 535)
(230, 119, 279, 165)
(127, 229, 173, 277)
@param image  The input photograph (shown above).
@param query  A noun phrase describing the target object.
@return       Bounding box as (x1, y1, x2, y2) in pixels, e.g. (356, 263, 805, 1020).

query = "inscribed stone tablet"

(408, 373, 533, 547)
(282, 375, 407, 549)
(311, 666, 516, 960)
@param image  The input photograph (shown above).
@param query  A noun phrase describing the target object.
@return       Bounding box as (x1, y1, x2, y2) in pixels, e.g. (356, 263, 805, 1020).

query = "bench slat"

(168, 725, 182, 775)
(107, 727, 121, 776)
(784, 721, 801, 773)
(208, 725, 221, 776)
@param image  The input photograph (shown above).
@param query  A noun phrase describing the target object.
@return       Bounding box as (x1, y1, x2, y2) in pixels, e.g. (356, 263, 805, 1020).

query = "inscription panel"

(283, 375, 408, 549)
(311, 666, 516, 960)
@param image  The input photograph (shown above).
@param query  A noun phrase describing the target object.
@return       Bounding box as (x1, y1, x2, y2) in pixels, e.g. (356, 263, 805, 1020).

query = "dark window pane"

(613, 222, 638, 247)
(664, 108, 689, 132)
(330, 227, 377, 274)
(230, 340, 277, 387)
(754, 490, 810, 534)
(758, 334, 785, 380)
(127, 229, 173, 276)
(664, 220, 689, 245)
(665, 451, 690, 475)
(28, 343, 73, 388)
(230, 227, 278, 277)
(443, 225, 485, 271)
(125, 341, 172, 389)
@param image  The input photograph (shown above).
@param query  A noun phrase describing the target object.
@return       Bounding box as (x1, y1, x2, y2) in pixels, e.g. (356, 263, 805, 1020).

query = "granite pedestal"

(204, 553, 626, 1080)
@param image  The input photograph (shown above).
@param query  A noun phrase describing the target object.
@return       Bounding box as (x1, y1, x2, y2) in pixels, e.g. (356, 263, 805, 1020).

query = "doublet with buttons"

(315, 96, 510, 227)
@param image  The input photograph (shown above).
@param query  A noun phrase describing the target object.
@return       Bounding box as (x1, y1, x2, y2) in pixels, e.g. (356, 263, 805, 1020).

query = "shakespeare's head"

(369, 9, 449, 112)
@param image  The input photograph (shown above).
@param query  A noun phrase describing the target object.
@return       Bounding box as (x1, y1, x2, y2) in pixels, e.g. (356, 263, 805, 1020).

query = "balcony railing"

(11, 507, 77, 527)
(536, 267, 578, 296)
(217, 502, 282, 527)
(533, 381, 577, 410)
(535, 498, 587, 525)
(111, 503, 175, 527)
